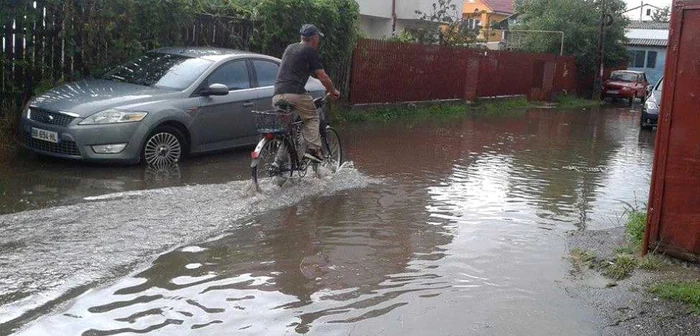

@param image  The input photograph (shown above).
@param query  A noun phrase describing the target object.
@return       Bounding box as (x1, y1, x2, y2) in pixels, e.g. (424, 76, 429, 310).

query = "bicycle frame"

(251, 94, 336, 190)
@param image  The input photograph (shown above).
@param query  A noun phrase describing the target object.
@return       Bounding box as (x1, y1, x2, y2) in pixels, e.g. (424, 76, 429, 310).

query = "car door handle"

(243, 102, 255, 107)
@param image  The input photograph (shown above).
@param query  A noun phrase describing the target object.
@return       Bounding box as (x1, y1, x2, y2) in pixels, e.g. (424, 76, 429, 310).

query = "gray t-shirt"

(274, 43, 323, 95)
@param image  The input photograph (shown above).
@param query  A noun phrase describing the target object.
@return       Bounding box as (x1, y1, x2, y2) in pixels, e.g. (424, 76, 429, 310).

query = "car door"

(250, 59, 280, 114)
(194, 59, 257, 148)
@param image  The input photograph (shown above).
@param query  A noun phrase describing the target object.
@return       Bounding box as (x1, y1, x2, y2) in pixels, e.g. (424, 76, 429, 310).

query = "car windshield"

(655, 79, 664, 91)
(102, 53, 214, 89)
(610, 72, 639, 82)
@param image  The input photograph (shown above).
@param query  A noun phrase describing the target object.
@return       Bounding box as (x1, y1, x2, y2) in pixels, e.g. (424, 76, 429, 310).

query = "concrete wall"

(359, 15, 393, 39)
(626, 29, 671, 39)
(356, 0, 465, 38)
(626, 46, 667, 85)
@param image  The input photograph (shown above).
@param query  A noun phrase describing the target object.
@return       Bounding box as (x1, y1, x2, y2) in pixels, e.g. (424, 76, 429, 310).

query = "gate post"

(464, 57, 479, 102)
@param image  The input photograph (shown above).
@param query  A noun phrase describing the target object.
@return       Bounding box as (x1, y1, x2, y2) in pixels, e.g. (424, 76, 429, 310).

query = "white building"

(356, 0, 465, 39)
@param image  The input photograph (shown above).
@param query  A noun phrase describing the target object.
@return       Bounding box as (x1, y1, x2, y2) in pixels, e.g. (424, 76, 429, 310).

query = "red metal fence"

(349, 39, 577, 105)
(644, 0, 700, 262)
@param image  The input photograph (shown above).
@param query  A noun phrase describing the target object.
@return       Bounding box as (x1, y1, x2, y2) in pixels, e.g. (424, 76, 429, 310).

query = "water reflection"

(7, 106, 656, 335)
(0, 149, 252, 214)
(21, 185, 453, 335)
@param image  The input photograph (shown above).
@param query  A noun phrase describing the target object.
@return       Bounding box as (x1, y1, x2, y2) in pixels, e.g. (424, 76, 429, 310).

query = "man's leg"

(284, 94, 321, 158)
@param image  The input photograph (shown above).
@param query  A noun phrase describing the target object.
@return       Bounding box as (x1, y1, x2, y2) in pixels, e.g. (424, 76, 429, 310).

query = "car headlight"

(25, 106, 32, 119)
(79, 110, 148, 125)
(645, 101, 658, 110)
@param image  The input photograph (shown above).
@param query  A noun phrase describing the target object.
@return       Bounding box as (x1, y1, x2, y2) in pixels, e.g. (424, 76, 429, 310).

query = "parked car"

(641, 77, 663, 130)
(601, 70, 649, 106)
(19, 47, 325, 164)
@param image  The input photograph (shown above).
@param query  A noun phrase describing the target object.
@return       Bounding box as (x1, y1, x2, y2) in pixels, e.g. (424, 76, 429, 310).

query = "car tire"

(640, 115, 652, 130)
(142, 125, 188, 166)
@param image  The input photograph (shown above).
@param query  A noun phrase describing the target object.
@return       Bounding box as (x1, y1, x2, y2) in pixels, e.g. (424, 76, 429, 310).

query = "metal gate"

(644, 0, 700, 261)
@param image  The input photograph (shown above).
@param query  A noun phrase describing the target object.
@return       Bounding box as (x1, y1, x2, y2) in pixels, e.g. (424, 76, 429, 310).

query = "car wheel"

(142, 125, 187, 166)
(640, 115, 652, 130)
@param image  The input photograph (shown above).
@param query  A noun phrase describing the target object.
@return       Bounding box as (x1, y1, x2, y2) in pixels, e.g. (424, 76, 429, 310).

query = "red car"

(601, 70, 649, 106)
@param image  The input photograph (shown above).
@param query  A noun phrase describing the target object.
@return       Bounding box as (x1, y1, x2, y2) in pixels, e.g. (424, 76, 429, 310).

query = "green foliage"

(650, 281, 700, 313)
(651, 6, 671, 23)
(514, 0, 629, 77)
(626, 210, 647, 248)
(1, 0, 360, 118)
(602, 253, 638, 280)
(412, 0, 480, 46)
(638, 255, 664, 270)
(330, 98, 536, 124)
(552, 94, 601, 108)
(251, 0, 359, 77)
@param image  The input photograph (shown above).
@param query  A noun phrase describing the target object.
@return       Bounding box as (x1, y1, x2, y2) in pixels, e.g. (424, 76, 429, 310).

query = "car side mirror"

(201, 83, 229, 96)
(647, 85, 653, 92)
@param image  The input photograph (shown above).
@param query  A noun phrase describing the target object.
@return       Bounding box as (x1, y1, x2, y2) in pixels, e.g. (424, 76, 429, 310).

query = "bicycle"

(250, 94, 343, 191)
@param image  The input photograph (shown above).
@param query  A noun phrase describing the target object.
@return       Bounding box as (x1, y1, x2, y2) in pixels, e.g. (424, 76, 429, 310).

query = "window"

(206, 61, 250, 91)
(628, 50, 646, 68)
(102, 53, 213, 89)
(646, 8, 652, 16)
(252, 60, 279, 87)
(646, 51, 657, 68)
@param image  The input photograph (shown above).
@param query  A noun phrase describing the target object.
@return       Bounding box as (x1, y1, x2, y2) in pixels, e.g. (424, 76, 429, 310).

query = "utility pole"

(640, 1, 644, 22)
(593, 0, 608, 100)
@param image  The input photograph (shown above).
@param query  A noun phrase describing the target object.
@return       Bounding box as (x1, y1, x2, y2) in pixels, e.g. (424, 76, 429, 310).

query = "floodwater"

(0, 105, 656, 335)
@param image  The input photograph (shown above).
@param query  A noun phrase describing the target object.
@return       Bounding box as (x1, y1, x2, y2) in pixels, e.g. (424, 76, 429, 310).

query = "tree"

(651, 5, 671, 22)
(513, 0, 629, 78)
(409, 0, 480, 46)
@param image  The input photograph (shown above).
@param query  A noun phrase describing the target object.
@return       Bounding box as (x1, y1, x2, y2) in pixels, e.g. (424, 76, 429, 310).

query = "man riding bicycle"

(272, 24, 341, 163)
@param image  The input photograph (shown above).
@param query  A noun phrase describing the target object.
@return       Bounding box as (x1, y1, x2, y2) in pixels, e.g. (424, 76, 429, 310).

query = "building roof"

(627, 21, 670, 30)
(626, 38, 668, 47)
(483, 0, 514, 14)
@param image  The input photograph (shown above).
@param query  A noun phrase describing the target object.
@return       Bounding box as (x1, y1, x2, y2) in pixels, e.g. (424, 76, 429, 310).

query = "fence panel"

(1, 5, 255, 112)
(350, 39, 578, 105)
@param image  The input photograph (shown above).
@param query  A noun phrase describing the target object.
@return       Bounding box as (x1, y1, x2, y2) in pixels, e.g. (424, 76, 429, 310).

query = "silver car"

(641, 77, 662, 130)
(19, 47, 325, 164)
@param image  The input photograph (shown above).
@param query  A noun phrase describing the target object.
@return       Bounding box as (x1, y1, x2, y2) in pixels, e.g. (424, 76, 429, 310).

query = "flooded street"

(1, 106, 656, 335)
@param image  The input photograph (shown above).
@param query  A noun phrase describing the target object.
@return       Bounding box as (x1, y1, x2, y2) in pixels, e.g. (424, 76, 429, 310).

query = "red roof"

(483, 0, 514, 14)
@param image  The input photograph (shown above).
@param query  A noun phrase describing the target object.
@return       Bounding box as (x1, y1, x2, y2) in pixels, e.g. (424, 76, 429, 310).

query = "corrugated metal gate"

(349, 39, 578, 105)
(644, 0, 700, 261)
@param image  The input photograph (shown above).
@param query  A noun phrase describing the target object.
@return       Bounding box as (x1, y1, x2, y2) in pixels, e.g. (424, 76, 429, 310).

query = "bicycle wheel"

(252, 138, 291, 189)
(322, 127, 343, 172)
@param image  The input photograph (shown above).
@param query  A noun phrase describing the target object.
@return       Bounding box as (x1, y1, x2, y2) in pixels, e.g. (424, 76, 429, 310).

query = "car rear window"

(610, 72, 639, 82)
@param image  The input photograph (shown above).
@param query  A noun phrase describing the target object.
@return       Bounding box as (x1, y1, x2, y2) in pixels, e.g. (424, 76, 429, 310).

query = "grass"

(649, 281, 700, 313)
(331, 97, 534, 124)
(626, 210, 647, 249)
(569, 248, 597, 273)
(602, 253, 639, 280)
(331, 95, 599, 125)
(552, 94, 601, 109)
(638, 255, 665, 270)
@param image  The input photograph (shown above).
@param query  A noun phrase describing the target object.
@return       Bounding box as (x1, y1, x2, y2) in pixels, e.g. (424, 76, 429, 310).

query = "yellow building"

(463, 0, 514, 42)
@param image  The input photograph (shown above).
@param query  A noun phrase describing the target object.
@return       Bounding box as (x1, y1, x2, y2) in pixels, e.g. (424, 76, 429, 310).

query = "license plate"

(607, 90, 619, 94)
(31, 127, 59, 143)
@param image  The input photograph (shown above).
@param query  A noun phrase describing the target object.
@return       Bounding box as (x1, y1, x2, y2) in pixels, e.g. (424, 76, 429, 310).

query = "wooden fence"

(1, 1, 255, 107)
(349, 39, 578, 104)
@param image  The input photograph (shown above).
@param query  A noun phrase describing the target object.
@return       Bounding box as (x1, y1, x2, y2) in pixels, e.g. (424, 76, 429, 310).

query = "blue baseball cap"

(300, 24, 324, 37)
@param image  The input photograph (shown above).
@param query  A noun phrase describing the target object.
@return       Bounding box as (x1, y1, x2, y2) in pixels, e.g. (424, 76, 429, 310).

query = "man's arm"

(314, 69, 341, 99)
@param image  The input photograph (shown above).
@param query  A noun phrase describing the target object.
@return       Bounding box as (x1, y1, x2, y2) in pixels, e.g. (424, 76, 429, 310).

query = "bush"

(252, 0, 359, 78)
(626, 210, 647, 248)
